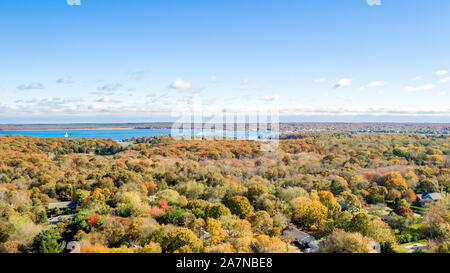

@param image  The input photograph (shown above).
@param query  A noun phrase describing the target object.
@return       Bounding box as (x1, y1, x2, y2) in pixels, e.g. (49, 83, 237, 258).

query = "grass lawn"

(410, 206, 429, 215)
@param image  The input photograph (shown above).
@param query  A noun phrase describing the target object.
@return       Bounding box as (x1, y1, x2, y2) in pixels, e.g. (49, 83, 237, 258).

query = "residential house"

(416, 192, 443, 206)
(198, 230, 211, 242)
(48, 201, 77, 210)
(48, 214, 74, 225)
(282, 225, 319, 252)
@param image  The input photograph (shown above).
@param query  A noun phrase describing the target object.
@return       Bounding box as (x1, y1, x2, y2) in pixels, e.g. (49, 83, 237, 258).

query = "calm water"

(0, 128, 268, 141)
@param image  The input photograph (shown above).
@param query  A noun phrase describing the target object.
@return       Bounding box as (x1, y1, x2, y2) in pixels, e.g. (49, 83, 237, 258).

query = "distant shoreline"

(0, 122, 448, 132)
(0, 124, 171, 131)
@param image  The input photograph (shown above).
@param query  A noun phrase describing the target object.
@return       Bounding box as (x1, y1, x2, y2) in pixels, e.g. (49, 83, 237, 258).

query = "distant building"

(283, 226, 318, 252)
(416, 192, 443, 206)
(379, 213, 391, 222)
(48, 214, 74, 225)
(48, 201, 77, 210)
(404, 243, 426, 253)
(147, 195, 158, 202)
(317, 238, 381, 253)
(198, 230, 211, 242)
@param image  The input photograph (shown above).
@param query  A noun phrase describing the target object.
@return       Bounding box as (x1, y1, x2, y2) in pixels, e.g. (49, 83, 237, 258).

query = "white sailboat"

(64, 131, 69, 138)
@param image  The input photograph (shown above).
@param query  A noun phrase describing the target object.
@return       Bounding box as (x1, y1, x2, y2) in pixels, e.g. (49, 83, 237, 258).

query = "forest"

(0, 132, 448, 253)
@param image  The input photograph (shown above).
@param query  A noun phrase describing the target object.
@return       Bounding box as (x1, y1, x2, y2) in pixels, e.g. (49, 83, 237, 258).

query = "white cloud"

(360, 81, 388, 91)
(96, 97, 111, 103)
(239, 79, 250, 90)
(439, 77, 450, 83)
(183, 93, 200, 105)
(314, 78, 326, 83)
(261, 95, 279, 101)
(279, 106, 450, 117)
(333, 78, 352, 88)
(436, 70, 448, 76)
(67, 0, 81, 6)
(130, 69, 149, 80)
(163, 100, 176, 106)
(438, 91, 447, 97)
(404, 84, 435, 93)
(1, 103, 450, 120)
(62, 97, 83, 103)
(337, 95, 355, 102)
(366, 0, 381, 6)
(15, 99, 38, 104)
(170, 78, 192, 90)
(411, 76, 421, 81)
(17, 83, 44, 90)
(367, 81, 389, 88)
(98, 82, 122, 92)
(57, 76, 72, 84)
(32, 97, 83, 106)
(94, 96, 121, 104)
(210, 75, 223, 83)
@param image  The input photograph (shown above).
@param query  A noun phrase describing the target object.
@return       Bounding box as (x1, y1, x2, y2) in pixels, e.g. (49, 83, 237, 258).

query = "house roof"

(283, 227, 316, 244)
(424, 192, 443, 200)
(417, 192, 443, 201)
(48, 214, 74, 224)
(198, 230, 210, 241)
(48, 201, 77, 210)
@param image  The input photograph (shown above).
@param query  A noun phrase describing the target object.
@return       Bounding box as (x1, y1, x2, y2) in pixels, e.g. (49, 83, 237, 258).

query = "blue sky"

(0, 0, 449, 123)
